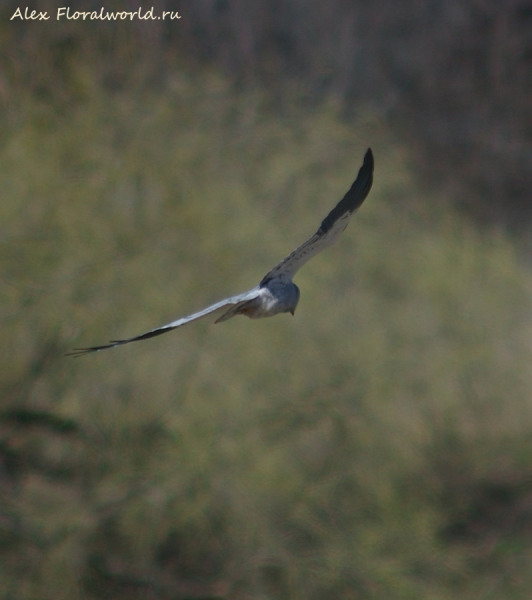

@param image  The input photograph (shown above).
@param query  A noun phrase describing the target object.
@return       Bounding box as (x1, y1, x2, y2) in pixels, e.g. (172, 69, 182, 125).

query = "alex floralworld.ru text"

(11, 7, 181, 21)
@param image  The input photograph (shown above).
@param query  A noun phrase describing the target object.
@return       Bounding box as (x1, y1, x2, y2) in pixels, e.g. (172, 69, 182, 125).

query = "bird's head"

(289, 283, 300, 316)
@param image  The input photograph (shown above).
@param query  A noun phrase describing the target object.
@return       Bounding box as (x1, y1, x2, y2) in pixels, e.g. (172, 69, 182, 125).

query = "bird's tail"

(214, 308, 238, 324)
(214, 299, 255, 323)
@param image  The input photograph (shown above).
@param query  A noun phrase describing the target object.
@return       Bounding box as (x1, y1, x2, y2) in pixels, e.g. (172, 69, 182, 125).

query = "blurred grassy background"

(1, 2, 532, 599)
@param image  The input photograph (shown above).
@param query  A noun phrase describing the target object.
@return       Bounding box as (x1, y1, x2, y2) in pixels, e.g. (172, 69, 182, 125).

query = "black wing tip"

(363, 147, 374, 183)
(318, 148, 374, 234)
(65, 341, 123, 357)
(358, 147, 374, 183)
(65, 325, 178, 357)
(351, 147, 374, 204)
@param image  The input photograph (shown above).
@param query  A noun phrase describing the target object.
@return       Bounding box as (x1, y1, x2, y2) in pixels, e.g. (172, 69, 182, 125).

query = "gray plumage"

(67, 148, 373, 357)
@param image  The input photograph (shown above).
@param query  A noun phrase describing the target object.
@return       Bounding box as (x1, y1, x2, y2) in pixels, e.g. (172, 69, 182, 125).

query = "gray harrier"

(67, 148, 373, 356)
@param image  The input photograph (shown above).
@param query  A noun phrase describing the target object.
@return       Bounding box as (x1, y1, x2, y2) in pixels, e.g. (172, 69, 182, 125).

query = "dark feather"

(318, 148, 373, 234)
(65, 325, 178, 357)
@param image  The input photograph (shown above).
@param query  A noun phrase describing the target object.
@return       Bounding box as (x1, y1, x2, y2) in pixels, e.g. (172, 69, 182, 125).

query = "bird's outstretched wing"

(260, 148, 373, 286)
(66, 288, 261, 357)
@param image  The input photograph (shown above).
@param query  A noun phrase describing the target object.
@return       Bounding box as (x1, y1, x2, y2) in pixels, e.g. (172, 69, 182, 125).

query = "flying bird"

(67, 148, 373, 357)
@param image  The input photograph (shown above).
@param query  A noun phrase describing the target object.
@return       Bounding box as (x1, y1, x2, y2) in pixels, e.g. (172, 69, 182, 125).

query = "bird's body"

(215, 280, 300, 323)
(67, 149, 373, 357)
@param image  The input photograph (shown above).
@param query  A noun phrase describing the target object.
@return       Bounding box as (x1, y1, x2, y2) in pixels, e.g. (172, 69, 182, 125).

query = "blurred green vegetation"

(2, 69, 532, 599)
